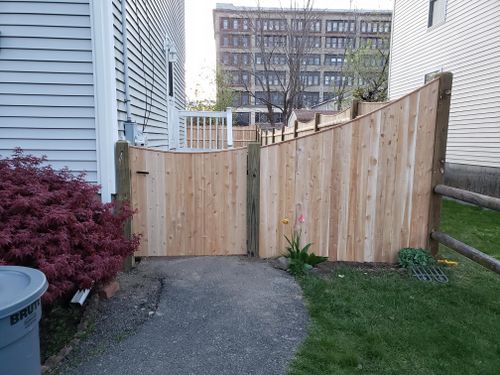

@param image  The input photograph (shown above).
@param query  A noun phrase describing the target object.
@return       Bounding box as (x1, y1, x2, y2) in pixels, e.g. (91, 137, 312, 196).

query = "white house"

(0, 0, 186, 202)
(388, 0, 500, 197)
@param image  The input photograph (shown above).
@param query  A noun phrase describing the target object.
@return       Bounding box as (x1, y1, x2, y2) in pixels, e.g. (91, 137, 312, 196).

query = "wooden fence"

(117, 74, 453, 263)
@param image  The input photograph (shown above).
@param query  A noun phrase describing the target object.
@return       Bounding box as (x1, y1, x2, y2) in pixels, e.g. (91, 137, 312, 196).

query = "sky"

(184, 0, 394, 101)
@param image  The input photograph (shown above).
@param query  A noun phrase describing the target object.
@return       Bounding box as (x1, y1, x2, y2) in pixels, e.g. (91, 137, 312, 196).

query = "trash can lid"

(0, 266, 48, 319)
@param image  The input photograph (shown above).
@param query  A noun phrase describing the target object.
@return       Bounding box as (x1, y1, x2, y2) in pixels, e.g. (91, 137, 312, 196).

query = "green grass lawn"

(289, 199, 500, 375)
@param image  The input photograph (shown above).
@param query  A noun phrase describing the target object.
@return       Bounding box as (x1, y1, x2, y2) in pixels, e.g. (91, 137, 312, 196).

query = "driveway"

(57, 257, 308, 375)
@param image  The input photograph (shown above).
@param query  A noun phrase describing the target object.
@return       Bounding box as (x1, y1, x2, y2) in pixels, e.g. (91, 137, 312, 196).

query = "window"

(324, 54, 343, 66)
(310, 20, 321, 32)
(168, 62, 174, 96)
(236, 112, 250, 125)
(243, 19, 249, 30)
(300, 72, 320, 87)
(302, 54, 321, 65)
(300, 92, 320, 107)
(428, 0, 447, 27)
(255, 111, 283, 124)
(222, 36, 229, 47)
(222, 19, 229, 30)
(233, 19, 239, 29)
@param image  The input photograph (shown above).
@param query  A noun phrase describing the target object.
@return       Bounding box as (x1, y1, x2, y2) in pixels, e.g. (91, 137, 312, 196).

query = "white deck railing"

(179, 108, 233, 150)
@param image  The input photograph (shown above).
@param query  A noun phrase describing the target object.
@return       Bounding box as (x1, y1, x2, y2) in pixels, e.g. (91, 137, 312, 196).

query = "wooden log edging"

(431, 231, 500, 274)
(435, 184, 500, 211)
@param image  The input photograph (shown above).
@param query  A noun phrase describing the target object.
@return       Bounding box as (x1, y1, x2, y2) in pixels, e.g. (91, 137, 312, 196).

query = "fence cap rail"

(179, 110, 227, 118)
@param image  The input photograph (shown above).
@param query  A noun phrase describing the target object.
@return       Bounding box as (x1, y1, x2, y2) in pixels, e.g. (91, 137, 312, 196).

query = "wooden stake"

(350, 98, 359, 119)
(115, 141, 135, 270)
(247, 143, 260, 257)
(314, 113, 320, 132)
(428, 72, 453, 255)
(272, 128, 275, 144)
(294, 120, 298, 138)
(281, 125, 285, 141)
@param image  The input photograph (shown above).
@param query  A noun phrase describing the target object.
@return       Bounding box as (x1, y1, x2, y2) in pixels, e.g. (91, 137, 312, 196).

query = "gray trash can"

(0, 266, 48, 375)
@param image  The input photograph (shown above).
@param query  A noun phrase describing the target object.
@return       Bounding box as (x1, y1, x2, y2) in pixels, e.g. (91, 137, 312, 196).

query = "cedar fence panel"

(259, 78, 443, 262)
(129, 147, 247, 256)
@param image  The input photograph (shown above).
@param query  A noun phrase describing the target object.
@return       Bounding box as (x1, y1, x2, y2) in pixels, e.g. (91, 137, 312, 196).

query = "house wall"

(0, 0, 98, 182)
(112, 0, 186, 148)
(389, 0, 500, 196)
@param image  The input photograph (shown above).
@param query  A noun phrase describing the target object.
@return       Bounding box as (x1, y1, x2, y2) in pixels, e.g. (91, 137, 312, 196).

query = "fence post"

(272, 128, 275, 144)
(226, 107, 233, 148)
(294, 120, 298, 138)
(281, 125, 285, 141)
(350, 98, 360, 119)
(247, 142, 260, 257)
(115, 140, 135, 270)
(428, 72, 453, 255)
(314, 113, 320, 132)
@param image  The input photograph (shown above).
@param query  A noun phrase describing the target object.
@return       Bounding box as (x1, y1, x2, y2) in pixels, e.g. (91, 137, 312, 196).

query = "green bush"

(398, 248, 435, 268)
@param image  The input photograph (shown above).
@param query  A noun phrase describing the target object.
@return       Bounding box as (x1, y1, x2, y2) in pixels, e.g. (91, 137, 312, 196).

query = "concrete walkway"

(59, 257, 308, 375)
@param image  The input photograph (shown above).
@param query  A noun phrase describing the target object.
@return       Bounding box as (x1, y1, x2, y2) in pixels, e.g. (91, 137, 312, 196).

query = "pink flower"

(298, 214, 305, 223)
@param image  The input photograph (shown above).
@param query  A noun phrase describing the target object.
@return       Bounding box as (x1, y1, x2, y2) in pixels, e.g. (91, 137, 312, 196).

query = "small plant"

(398, 248, 435, 268)
(282, 215, 327, 276)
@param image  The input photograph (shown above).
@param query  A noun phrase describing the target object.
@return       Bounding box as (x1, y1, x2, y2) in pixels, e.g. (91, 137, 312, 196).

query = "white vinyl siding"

(112, 0, 185, 148)
(0, 0, 97, 181)
(389, 0, 500, 169)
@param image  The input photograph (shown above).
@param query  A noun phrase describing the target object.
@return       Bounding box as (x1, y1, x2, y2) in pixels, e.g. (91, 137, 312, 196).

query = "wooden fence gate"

(116, 74, 454, 262)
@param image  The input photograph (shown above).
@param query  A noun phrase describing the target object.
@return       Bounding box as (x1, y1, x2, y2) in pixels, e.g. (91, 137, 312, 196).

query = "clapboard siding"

(112, 0, 185, 148)
(0, 0, 97, 182)
(389, 0, 500, 169)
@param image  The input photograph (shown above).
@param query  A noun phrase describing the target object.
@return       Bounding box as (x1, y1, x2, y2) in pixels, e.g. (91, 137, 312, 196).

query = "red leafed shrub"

(0, 149, 139, 304)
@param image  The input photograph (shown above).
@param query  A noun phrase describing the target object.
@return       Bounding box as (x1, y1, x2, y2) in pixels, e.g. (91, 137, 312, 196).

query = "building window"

(222, 18, 229, 30)
(300, 92, 320, 107)
(428, 0, 447, 27)
(300, 72, 320, 86)
(236, 112, 251, 125)
(222, 36, 229, 47)
(233, 18, 239, 29)
(324, 54, 343, 66)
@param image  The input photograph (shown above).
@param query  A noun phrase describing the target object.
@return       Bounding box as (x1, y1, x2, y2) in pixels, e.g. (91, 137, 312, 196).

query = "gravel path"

(56, 257, 308, 375)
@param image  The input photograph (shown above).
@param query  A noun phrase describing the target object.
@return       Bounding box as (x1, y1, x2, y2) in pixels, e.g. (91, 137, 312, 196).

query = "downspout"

(120, 0, 132, 121)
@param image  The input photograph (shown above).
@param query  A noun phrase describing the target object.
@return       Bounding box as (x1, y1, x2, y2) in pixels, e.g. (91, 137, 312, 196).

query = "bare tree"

(328, 14, 391, 110)
(234, 0, 319, 127)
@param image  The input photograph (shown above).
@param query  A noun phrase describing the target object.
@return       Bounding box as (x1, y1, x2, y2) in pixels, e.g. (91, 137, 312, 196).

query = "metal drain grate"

(410, 266, 449, 283)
